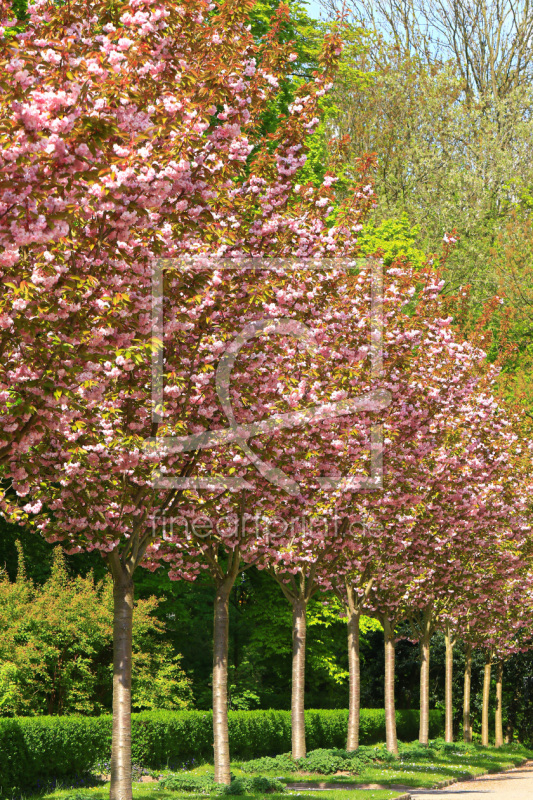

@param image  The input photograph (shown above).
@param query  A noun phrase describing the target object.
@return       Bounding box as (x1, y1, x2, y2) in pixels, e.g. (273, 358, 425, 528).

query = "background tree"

(0, 544, 192, 716)
(330, 0, 533, 99)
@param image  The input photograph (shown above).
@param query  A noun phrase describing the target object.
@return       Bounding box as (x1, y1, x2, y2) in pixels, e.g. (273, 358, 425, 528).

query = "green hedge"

(0, 708, 443, 794)
(0, 715, 111, 796)
(132, 708, 443, 765)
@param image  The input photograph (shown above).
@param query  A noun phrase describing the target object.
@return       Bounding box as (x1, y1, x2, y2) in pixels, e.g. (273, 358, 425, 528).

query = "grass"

(33, 792, 402, 800)
(16, 740, 533, 800)
(232, 741, 533, 789)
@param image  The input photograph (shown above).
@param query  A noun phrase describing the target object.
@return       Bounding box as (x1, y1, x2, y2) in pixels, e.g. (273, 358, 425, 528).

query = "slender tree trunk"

(383, 618, 398, 756)
(346, 585, 361, 751)
(495, 660, 504, 748)
(445, 626, 454, 743)
(419, 610, 432, 746)
(291, 598, 307, 759)
(463, 642, 472, 743)
(213, 580, 233, 784)
(481, 653, 492, 747)
(110, 573, 134, 800)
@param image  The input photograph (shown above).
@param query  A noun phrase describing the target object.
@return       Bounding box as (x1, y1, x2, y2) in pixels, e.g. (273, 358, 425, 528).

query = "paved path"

(410, 761, 533, 799)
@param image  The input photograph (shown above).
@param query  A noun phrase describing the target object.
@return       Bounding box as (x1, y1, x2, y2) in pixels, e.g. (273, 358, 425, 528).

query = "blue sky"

(304, 0, 326, 19)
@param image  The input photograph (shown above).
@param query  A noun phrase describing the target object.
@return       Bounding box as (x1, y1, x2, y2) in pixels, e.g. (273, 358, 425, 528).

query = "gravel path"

(409, 761, 533, 799)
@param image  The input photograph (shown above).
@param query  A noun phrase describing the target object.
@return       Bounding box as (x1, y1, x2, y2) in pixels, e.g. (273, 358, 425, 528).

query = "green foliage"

(356, 744, 395, 764)
(159, 773, 216, 793)
(11, 0, 28, 19)
(0, 546, 192, 715)
(228, 688, 262, 711)
(357, 215, 427, 268)
(241, 744, 423, 777)
(220, 777, 286, 795)
(160, 775, 286, 796)
(397, 743, 438, 761)
(244, 776, 286, 793)
(296, 24, 373, 190)
(0, 715, 110, 794)
(298, 748, 350, 774)
(299, 746, 392, 773)
(240, 754, 298, 773)
(248, 3, 373, 190)
(128, 710, 213, 767)
(247, 0, 325, 149)
(213, 570, 352, 710)
(62, 795, 93, 800)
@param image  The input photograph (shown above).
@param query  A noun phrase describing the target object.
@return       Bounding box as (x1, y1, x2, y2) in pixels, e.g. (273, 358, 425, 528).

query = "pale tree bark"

(495, 660, 504, 748)
(418, 608, 433, 746)
(213, 554, 241, 784)
(291, 597, 307, 759)
(383, 617, 398, 756)
(108, 555, 135, 800)
(106, 530, 155, 800)
(444, 624, 455, 743)
(346, 583, 361, 751)
(100, 463, 194, 800)
(271, 566, 323, 760)
(345, 577, 373, 751)
(463, 641, 473, 743)
(481, 651, 492, 746)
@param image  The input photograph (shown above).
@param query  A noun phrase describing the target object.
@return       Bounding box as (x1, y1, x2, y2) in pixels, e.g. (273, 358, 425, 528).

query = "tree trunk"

(419, 610, 432, 746)
(213, 580, 233, 784)
(463, 642, 472, 743)
(481, 653, 492, 747)
(110, 573, 134, 800)
(346, 585, 361, 751)
(495, 660, 504, 748)
(291, 598, 307, 759)
(445, 626, 454, 743)
(383, 618, 398, 756)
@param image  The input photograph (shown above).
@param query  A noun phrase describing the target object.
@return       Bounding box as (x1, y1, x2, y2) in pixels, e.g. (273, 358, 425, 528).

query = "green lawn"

(20, 740, 533, 800)
(37, 792, 402, 800)
(230, 740, 533, 790)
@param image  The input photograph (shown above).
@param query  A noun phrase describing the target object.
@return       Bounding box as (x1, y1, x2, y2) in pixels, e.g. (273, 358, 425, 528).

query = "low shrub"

(219, 779, 245, 796)
(159, 774, 285, 796)
(159, 773, 216, 793)
(358, 745, 396, 764)
(240, 754, 298, 773)
(243, 776, 285, 793)
(398, 744, 438, 761)
(61, 795, 93, 800)
(348, 745, 386, 765)
(298, 749, 350, 774)
(428, 738, 473, 755)
(220, 777, 285, 795)
(242, 745, 405, 777)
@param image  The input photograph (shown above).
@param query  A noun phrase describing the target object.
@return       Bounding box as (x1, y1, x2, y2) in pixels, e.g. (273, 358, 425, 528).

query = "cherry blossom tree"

(459, 571, 533, 747)
(336, 263, 533, 753)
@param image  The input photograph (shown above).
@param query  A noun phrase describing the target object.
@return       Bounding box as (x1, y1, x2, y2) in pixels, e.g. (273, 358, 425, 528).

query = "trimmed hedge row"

(0, 708, 444, 794)
(0, 715, 110, 796)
